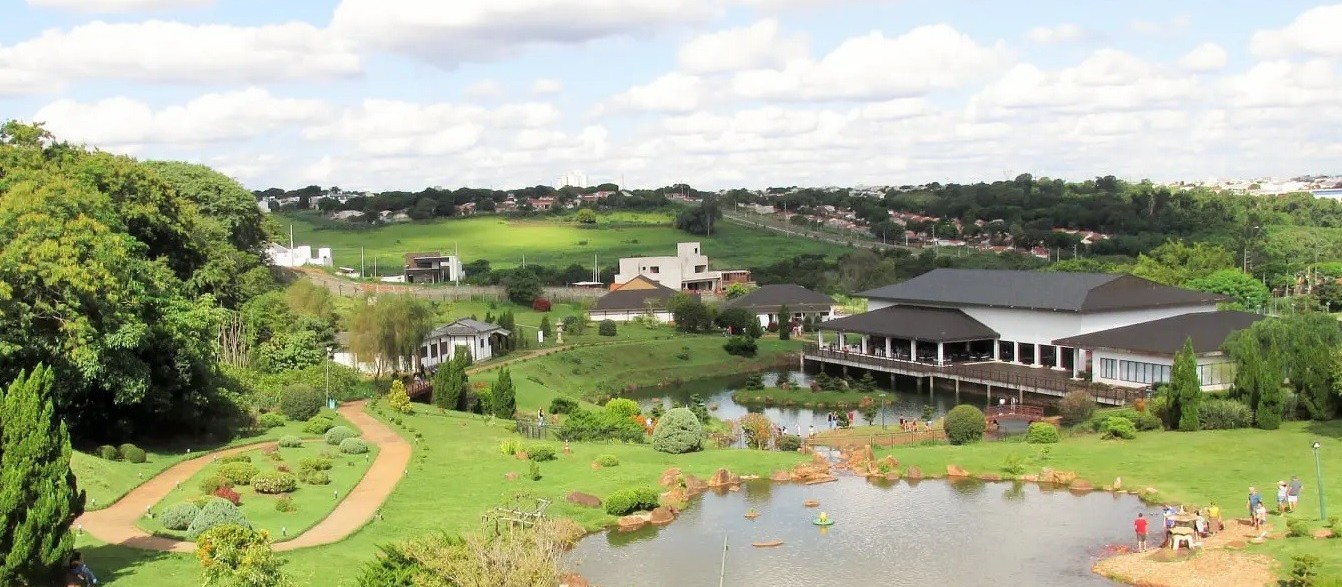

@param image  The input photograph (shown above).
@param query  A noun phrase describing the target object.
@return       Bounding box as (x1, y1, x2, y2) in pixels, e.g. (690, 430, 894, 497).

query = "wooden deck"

(802, 344, 1140, 406)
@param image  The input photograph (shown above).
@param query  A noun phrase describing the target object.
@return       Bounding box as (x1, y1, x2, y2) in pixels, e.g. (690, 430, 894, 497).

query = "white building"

(404, 252, 464, 284)
(266, 243, 333, 268)
(419, 319, 511, 368)
(557, 171, 589, 189)
(612, 242, 752, 295)
(719, 284, 838, 328)
(588, 275, 675, 323)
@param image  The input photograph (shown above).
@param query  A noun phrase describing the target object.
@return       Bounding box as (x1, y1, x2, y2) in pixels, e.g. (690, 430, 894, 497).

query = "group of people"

(1132, 476, 1307, 552)
(896, 417, 934, 432)
(1249, 476, 1305, 531)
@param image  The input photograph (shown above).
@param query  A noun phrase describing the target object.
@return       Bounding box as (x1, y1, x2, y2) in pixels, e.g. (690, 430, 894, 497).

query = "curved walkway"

(75, 401, 411, 553)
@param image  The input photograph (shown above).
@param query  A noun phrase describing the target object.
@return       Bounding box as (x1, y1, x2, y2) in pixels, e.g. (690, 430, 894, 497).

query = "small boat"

(812, 518, 835, 526)
(751, 540, 784, 547)
(803, 500, 820, 508)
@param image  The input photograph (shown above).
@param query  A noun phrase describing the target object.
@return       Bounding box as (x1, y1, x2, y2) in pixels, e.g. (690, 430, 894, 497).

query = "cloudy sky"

(2, 0, 1339, 191)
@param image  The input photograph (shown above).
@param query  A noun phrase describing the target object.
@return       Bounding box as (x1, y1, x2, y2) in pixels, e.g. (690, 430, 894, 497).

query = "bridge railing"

(985, 404, 1045, 419)
(406, 380, 432, 399)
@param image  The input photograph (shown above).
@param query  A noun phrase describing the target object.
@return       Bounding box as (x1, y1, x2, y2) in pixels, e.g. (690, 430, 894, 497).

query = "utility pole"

(360, 247, 365, 279)
(454, 241, 460, 286)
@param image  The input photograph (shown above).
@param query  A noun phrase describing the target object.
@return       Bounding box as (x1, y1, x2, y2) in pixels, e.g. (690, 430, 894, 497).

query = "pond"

(567, 476, 1150, 586)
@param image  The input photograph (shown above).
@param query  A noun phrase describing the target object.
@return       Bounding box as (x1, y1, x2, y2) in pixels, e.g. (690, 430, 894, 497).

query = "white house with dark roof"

(419, 318, 510, 367)
(719, 284, 838, 327)
(588, 275, 676, 323)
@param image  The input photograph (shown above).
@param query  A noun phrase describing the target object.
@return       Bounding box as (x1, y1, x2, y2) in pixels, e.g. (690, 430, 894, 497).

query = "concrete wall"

(1090, 348, 1236, 391)
(588, 310, 672, 323)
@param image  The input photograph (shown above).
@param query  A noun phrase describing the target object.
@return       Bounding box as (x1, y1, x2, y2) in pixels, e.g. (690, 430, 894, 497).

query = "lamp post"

(879, 393, 887, 430)
(325, 345, 334, 409)
(1312, 441, 1327, 520)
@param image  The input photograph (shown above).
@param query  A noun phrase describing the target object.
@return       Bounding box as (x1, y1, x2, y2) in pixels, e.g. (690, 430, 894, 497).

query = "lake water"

(567, 476, 1150, 586)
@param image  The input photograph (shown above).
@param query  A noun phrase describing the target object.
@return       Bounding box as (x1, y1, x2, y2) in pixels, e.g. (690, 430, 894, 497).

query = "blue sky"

(1, 0, 1338, 190)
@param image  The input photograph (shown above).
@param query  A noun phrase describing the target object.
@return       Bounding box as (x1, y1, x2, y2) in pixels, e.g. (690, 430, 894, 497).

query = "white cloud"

(0, 20, 360, 93)
(606, 72, 708, 112)
(1130, 13, 1191, 36)
(1026, 23, 1090, 44)
(677, 19, 808, 74)
(1178, 42, 1228, 72)
(969, 50, 1197, 118)
(304, 99, 561, 157)
(1224, 59, 1342, 109)
(531, 78, 563, 94)
(32, 88, 330, 149)
(329, 0, 716, 66)
(26, 0, 212, 12)
(1250, 4, 1342, 58)
(463, 79, 505, 99)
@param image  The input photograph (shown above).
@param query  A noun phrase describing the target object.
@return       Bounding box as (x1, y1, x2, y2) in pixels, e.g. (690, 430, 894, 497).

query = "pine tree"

(431, 351, 470, 413)
(387, 380, 413, 414)
(0, 365, 84, 585)
(1171, 338, 1202, 431)
(539, 316, 552, 340)
(777, 304, 791, 340)
(489, 368, 516, 419)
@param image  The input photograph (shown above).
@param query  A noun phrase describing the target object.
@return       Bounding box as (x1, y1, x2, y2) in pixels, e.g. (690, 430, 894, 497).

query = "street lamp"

(325, 345, 334, 409)
(879, 393, 887, 430)
(1312, 441, 1327, 520)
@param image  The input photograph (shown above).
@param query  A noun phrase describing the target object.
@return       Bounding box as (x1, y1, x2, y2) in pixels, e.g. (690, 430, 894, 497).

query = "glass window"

(1115, 359, 1173, 384)
(1099, 358, 1117, 379)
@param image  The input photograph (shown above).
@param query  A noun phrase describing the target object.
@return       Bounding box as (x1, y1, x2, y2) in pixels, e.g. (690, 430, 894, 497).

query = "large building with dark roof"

(817, 268, 1253, 391)
(720, 284, 838, 327)
(588, 275, 676, 323)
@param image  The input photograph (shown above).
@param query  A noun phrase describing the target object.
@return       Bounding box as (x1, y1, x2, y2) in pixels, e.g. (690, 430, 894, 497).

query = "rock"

(1143, 487, 1158, 495)
(1041, 469, 1077, 486)
(559, 573, 590, 587)
(878, 455, 899, 470)
(618, 515, 647, 530)
(770, 470, 791, 482)
(1069, 479, 1094, 492)
(504, 472, 518, 481)
(1021, 474, 1038, 482)
(1113, 477, 1122, 491)
(565, 491, 602, 508)
(905, 466, 922, 480)
(1313, 528, 1335, 539)
(684, 475, 708, 496)
(708, 468, 732, 487)
(803, 499, 820, 508)
(884, 470, 901, 481)
(728, 484, 741, 492)
(659, 467, 682, 488)
(516, 451, 528, 460)
(649, 506, 676, 525)
(977, 473, 1001, 482)
(660, 487, 687, 507)
(947, 464, 970, 477)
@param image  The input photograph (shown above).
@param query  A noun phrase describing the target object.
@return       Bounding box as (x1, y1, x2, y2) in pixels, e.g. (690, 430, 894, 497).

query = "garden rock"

(946, 464, 970, 477)
(708, 468, 734, 488)
(977, 473, 1001, 482)
(683, 474, 708, 496)
(559, 574, 591, 587)
(659, 467, 682, 488)
(660, 487, 687, 507)
(649, 506, 676, 525)
(905, 466, 923, 480)
(566, 492, 602, 508)
(769, 470, 790, 482)
(504, 472, 518, 481)
(1069, 478, 1094, 492)
(617, 514, 647, 530)
(884, 470, 901, 481)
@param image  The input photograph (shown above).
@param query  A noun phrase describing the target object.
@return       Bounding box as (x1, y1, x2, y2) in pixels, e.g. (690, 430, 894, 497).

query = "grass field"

(279, 211, 850, 274)
(137, 441, 378, 542)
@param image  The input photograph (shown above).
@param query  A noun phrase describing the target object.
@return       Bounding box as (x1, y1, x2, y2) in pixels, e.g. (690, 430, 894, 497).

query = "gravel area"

(1093, 519, 1278, 587)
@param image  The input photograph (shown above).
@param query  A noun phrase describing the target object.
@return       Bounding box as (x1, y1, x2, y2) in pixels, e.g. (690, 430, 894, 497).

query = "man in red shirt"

(1134, 513, 1149, 552)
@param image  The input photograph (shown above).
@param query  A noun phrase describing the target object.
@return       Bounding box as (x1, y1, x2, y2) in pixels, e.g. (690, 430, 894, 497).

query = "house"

(588, 275, 676, 323)
(403, 252, 463, 284)
(1053, 310, 1266, 391)
(419, 318, 511, 368)
(817, 269, 1227, 377)
(612, 242, 753, 295)
(267, 243, 332, 268)
(720, 284, 838, 327)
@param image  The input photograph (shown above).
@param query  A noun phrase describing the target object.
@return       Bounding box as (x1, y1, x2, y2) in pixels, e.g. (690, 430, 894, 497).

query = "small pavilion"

(816, 306, 1000, 366)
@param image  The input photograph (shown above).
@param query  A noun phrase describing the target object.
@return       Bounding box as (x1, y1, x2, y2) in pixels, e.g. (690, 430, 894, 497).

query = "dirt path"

(1092, 518, 1279, 587)
(75, 401, 411, 553)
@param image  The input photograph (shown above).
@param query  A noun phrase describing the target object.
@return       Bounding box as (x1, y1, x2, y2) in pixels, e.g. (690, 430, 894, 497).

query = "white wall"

(420, 333, 491, 368)
(588, 310, 672, 323)
(754, 309, 833, 327)
(614, 256, 685, 290)
(866, 300, 1217, 347)
(1090, 348, 1236, 391)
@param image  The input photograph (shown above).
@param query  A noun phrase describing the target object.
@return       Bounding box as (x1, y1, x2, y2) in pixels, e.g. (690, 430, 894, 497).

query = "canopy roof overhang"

(818, 305, 999, 343)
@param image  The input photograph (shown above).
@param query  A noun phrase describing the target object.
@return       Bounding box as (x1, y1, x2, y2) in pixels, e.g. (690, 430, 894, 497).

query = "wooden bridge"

(406, 380, 431, 399)
(985, 404, 1045, 421)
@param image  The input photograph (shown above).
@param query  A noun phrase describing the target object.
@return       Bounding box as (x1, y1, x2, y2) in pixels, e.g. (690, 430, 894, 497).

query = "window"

(651, 266, 660, 274)
(1099, 358, 1117, 379)
(1111, 359, 1171, 385)
(479, 338, 485, 348)
(1197, 362, 1234, 386)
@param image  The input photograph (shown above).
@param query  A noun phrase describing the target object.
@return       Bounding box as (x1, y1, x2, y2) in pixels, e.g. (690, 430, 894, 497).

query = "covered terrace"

(816, 306, 1000, 366)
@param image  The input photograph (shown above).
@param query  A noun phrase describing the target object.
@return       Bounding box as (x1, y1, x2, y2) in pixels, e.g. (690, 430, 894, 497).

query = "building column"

(992, 340, 1000, 361)
(1054, 345, 1064, 370)
(1033, 344, 1041, 368)
(838, 332, 846, 350)
(936, 342, 944, 365)
(885, 337, 893, 357)
(817, 330, 824, 348)
(1013, 341, 1020, 365)
(860, 336, 868, 355)
(1072, 347, 1081, 379)
(910, 339, 917, 361)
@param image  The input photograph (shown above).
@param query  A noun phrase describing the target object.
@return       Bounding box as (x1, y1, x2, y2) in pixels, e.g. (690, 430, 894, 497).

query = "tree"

(539, 316, 552, 340)
(347, 295, 434, 377)
(1225, 312, 1342, 421)
(387, 380, 413, 414)
(0, 365, 84, 586)
(670, 295, 713, 333)
(488, 369, 517, 419)
(745, 319, 764, 339)
(1184, 269, 1270, 310)
(1170, 339, 1202, 431)
(503, 272, 543, 306)
(1132, 240, 1234, 286)
(195, 524, 293, 587)
(651, 408, 704, 454)
(431, 351, 470, 412)
(575, 209, 597, 224)
(724, 283, 754, 300)
(673, 197, 722, 235)
(715, 307, 755, 335)
(777, 304, 792, 340)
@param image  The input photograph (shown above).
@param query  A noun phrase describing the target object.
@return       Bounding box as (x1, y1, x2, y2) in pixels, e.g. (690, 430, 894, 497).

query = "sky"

(1, 0, 1340, 191)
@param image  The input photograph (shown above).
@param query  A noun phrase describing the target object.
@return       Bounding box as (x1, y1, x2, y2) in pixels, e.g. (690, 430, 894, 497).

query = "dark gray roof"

(858, 269, 1228, 312)
(1052, 311, 1266, 355)
(428, 318, 508, 338)
(720, 284, 835, 313)
(818, 306, 999, 342)
(591, 282, 678, 312)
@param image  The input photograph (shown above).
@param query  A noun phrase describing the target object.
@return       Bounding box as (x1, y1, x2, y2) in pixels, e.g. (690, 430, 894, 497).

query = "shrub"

(325, 425, 358, 446)
(303, 415, 334, 435)
(279, 384, 325, 421)
(604, 398, 641, 419)
(528, 460, 541, 481)
(199, 475, 232, 495)
(526, 444, 557, 462)
(499, 438, 523, 456)
(1025, 422, 1060, 444)
(97, 445, 119, 460)
(1001, 453, 1027, 476)
(1090, 408, 1162, 432)
(218, 462, 260, 486)
(299, 456, 333, 472)
(275, 496, 297, 513)
(340, 438, 370, 454)
(532, 298, 552, 312)
(300, 470, 331, 485)
(777, 434, 803, 451)
(160, 503, 200, 531)
(218, 454, 252, 464)
(119, 443, 147, 463)
(549, 396, 579, 415)
(278, 435, 304, 448)
(1058, 390, 1097, 426)
(387, 380, 414, 414)
(212, 486, 242, 505)
(1199, 398, 1253, 430)
(944, 405, 986, 445)
(723, 335, 758, 357)
(186, 498, 250, 540)
(604, 487, 662, 516)
(595, 454, 620, 467)
(1101, 416, 1137, 440)
(651, 407, 704, 454)
(553, 408, 646, 443)
(257, 412, 287, 429)
(1286, 518, 1311, 538)
(598, 320, 617, 336)
(252, 471, 298, 494)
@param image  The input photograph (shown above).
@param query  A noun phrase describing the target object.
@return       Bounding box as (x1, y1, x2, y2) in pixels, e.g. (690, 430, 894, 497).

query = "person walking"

(1247, 487, 1262, 522)
(1134, 513, 1149, 552)
(1288, 475, 1303, 513)
(1277, 481, 1289, 514)
(68, 551, 98, 586)
(807, 424, 816, 438)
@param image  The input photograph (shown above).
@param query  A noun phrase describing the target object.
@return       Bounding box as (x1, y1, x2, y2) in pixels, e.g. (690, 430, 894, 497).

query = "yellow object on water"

(819, 512, 828, 522)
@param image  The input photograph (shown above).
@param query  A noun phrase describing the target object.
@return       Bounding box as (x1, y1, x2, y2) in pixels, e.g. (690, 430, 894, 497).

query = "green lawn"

(73, 409, 353, 511)
(279, 211, 849, 274)
(136, 441, 377, 542)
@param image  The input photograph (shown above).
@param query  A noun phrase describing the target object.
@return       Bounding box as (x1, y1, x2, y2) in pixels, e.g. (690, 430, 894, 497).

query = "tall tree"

(1171, 339, 1202, 431)
(777, 304, 792, 340)
(1183, 269, 1271, 310)
(348, 295, 434, 378)
(432, 351, 470, 412)
(489, 368, 516, 419)
(0, 365, 84, 585)
(1132, 240, 1235, 286)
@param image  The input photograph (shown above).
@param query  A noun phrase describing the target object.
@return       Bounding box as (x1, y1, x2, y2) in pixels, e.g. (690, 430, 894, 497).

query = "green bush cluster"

(595, 454, 620, 467)
(257, 412, 287, 429)
(1198, 398, 1253, 430)
(303, 415, 334, 435)
(199, 475, 231, 495)
(279, 384, 325, 421)
(603, 398, 641, 419)
(186, 498, 250, 540)
(218, 455, 252, 464)
(300, 456, 333, 472)
(218, 462, 260, 486)
(1058, 390, 1097, 426)
(300, 470, 331, 485)
(1025, 422, 1060, 444)
(278, 435, 304, 448)
(723, 336, 758, 357)
(160, 503, 200, 531)
(119, 443, 147, 463)
(251, 471, 298, 494)
(604, 487, 662, 516)
(340, 438, 370, 454)
(944, 405, 986, 445)
(526, 444, 556, 462)
(1089, 408, 1162, 432)
(651, 408, 704, 454)
(548, 396, 579, 414)
(498, 438, 523, 456)
(554, 408, 646, 443)
(777, 434, 803, 451)
(1100, 416, 1137, 440)
(325, 425, 358, 445)
(598, 320, 617, 336)
(275, 496, 297, 513)
(96, 445, 119, 460)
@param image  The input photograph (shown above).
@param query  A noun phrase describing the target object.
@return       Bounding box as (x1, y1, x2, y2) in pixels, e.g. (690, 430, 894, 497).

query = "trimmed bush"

(96, 445, 119, 461)
(598, 320, 617, 336)
(300, 457, 333, 472)
(1101, 416, 1137, 440)
(251, 471, 298, 494)
(199, 475, 231, 495)
(604, 398, 641, 419)
(553, 408, 646, 443)
(1090, 408, 1162, 432)
(526, 444, 556, 462)
(549, 396, 579, 415)
(212, 486, 242, 505)
(279, 384, 325, 421)
(1025, 422, 1060, 444)
(723, 335, 758, 357)
(300, 470, 331, 485)
(120, 444, 147, 463)
(1199, 398, 1253, 430)
(160, 503, 200, 531)
(186, 498, 250, 540)
(532, 298, 552, 312)
(340, 438, 370, 454)
(944, 404, 986, 445)
(325, 425, 358, 446)
(595, 454, 620, 467)
(278, 435, 304, 448)
(651, 407, 704, 454)
(275, 496, 297, 513)
(1059, 390, 1097, 426)
(604, 487, 662, 516)
(218, 462, 260, 486)
(303, 416, 334, 435)
(218, 454, 252, 464)
(777, 434, 803, 451)
(257, 412, 287, 429)
(499, 438, 523, 456)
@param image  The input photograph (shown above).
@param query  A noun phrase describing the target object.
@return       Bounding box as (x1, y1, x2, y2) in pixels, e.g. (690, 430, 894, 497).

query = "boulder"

(504, 472, 518, 481)
(770, 470, 791, 482)
(708, 468, 733, 488)
(884, 470, 901, 481)
(659, 468, 683, 488)
(565, 492, 602, 508)
(559, 573, 590, 587)
(946, 464, 970, 477)
(683, 474, 708, 496)
(1020, 474, 1039, 483)
(1069, 479, 1094, 492)
(617, 515, 647, 530)
(977, 473, 1001, 482)
(1113, 477, 1123, 491)
(1313, 528, 1335, 539)
(905, 466, 923, 480)
(590, 463, 602, 471)
(660, 487, 687, 507)
(649, 506, 676, 525)
(803, 499, 820, 508)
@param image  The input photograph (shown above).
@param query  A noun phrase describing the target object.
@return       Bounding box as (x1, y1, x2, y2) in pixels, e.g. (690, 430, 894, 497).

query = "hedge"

(1025, 422, 1060, 444)
(324, 425, 357, 446)
(119, 444, 147, 463)
(303, 416, 334, 435)
(160, 503, 200, 531)
(278, 435, 304, 448)
(279, 384, 325, 421)
(651, 408, 704, 454)
(526, 444, 556, 462)
(945, 404, 986, 445)
(251, 471, 298, 494)
(300, 470, 331, 485)
(339, 438, 370, 454)
(604, 487, 662, 516)
(185, 498, 250, 540)
(217, 462, 260, 486)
